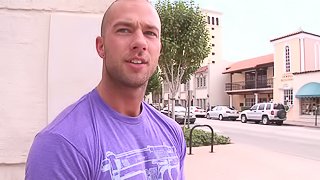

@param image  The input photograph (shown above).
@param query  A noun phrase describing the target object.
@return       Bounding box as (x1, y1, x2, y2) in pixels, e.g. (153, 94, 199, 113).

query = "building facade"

(223, 30, 320, 122)
(162, 8, 230, 110)
(271, 30, 320, 121)
(0, 0, 112, 179)
(223, 54, 274, 111)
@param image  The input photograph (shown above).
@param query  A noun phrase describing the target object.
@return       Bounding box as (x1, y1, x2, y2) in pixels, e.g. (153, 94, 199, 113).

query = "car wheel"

(206, 113, 210, 119)
(262, 116, 269, 125)
(241, 115, 247, 123)
(276, 121, 283, 125)
(219, 114, 223, 121)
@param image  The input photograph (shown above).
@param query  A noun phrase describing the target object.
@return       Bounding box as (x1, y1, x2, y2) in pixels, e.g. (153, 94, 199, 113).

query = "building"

(223, 54, 274, 111)
(223, 29, 320, 122)
(162, 8, 230, 110)
(0, 0, 112, 179)
(271, 29, 320, 121)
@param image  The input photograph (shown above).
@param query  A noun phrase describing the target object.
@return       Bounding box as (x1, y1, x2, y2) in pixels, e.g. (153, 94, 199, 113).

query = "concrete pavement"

(185, 143, 320, 180)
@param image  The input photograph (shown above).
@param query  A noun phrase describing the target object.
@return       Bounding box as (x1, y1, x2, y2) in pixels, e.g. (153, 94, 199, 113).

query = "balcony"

(225, 78, 273, 91)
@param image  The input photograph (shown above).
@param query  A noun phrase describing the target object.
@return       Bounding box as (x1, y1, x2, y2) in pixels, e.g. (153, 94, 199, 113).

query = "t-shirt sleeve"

(25, 133, 90, 179)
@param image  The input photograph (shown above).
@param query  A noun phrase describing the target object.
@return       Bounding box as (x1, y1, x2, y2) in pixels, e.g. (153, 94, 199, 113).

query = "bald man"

(26, 0, 186, 179)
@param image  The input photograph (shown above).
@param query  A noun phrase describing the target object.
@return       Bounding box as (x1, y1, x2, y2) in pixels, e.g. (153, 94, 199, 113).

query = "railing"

(188, 125, 214, 155)
(225, 78, 273, 91)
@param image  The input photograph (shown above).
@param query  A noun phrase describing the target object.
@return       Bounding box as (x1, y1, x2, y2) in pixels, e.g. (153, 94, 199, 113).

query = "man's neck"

(96, 81, 145, 117)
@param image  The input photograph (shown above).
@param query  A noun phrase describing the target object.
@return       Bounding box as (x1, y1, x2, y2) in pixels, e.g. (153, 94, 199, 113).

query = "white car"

(161, 105, 196, 124)
(206, 105, 239, 121)
(240, 103, 286, 125)
(188, 106, 206, 117)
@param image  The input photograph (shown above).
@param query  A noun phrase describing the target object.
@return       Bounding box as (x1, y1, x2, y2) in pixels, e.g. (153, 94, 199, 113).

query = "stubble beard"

(104, 62, 155, 89)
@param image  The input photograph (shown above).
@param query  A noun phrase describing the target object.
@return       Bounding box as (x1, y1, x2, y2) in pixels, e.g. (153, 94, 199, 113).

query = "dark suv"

(240, 103, 286, 125)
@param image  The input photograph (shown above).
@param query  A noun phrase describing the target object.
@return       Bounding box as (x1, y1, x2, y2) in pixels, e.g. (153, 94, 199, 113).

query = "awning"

(295, 82, 320, 98)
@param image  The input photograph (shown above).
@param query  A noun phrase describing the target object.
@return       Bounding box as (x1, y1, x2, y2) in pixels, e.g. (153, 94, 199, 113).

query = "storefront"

(296, 82, 320, 115)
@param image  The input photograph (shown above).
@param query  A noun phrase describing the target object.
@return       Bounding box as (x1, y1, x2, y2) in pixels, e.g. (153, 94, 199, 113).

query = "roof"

(293, 69, 320, 75)
(296, 82, 320, 98)
(195, 65, 208, 74)
(223, 54, 273, 74)
(270, 30, 320, 42)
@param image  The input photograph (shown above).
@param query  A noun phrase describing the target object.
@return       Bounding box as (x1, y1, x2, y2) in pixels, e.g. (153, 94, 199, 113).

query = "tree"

(155, 0, 211, 118)
(145, 68, 162, 97)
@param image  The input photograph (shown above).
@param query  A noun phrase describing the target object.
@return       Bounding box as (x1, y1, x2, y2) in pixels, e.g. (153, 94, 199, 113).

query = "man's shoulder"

(42, 92, 94, 135)
(144, 103, 183, 132)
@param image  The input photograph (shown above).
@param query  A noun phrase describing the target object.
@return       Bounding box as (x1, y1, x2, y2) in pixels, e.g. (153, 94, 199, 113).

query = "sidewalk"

(185, 144, 320, 180)
(284, 118, 320, 128)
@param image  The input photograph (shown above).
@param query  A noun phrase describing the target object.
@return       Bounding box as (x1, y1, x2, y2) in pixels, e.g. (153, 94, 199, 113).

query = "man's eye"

(145, 31, 157, 37)
(117, 28, 130, 33)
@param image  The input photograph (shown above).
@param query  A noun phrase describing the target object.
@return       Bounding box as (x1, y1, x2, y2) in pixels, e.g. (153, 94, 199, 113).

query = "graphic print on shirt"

(101, 145, 179, 180)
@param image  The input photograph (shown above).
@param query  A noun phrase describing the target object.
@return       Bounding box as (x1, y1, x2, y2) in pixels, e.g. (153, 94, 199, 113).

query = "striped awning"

(295, 82, 320, 98)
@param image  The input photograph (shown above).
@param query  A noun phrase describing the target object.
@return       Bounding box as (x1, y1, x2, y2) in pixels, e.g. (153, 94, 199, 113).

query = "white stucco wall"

(0, 0, 112, 179)
(208, 60, 230, 106)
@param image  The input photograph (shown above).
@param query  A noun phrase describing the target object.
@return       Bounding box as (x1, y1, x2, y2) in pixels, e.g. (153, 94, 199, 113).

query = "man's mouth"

(130, 59, 143, 64)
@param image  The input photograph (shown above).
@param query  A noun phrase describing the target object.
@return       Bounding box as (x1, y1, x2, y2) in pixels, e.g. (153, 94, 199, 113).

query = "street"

(192, 118, 320, 161)
(185, 118, 320, 180)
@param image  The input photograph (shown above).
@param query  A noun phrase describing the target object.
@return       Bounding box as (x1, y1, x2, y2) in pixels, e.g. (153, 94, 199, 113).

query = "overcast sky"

(193, 0, 320, 61)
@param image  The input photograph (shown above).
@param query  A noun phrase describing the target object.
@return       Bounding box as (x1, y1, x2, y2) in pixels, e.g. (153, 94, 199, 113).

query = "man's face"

(98, 0, 161, 88)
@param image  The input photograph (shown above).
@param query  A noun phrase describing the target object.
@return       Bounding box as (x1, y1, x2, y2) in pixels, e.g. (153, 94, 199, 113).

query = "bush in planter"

(183, 128, 231, 147)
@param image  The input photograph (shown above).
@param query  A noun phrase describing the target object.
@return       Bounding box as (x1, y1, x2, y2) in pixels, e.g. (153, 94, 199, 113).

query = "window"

(211, 27, 214, 30)
(184, 81, 190, 91)
(197, 77, 200, 88)
(285, 46, 291, 72)
(216, 18, 219, 25)
(212, 52, 215, 55)
(212, 44, 215, 47)
(245, 71, 255, 89)
(250, 104, 258, 110)
(266, 104, 271, 110)
(207, 16, 210, 24)
(284, 89, 293, 105)
(258, 104, 265, 110)
(196, 75, 206, 88)
(212, 36, 215, 38)
(300, 98, 320, 115)
(212, 17, 215, 25)
(257, 69, 267, 88)
(245, 98, 255, 107)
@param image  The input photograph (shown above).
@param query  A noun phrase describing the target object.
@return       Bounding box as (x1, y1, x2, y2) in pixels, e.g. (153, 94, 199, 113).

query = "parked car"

(187, 106, 206, 117)
(206, 105, 239, 121)
(240, 103, 286, 125)
(161, 105, 196, 124)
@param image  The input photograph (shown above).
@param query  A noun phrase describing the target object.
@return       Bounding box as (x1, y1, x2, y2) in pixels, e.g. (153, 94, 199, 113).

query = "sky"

(191, 0, 320, 61)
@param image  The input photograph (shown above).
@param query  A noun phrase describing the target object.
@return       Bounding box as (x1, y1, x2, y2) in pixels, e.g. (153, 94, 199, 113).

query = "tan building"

(223, 54, 274, 111)
(223, 29, 320, 122)
(163, 8, 230, 110)
(271, 30, 320, 121)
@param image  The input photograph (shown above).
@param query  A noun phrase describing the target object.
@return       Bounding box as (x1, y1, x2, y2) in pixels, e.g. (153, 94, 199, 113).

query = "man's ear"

(96, 36, 105, 58)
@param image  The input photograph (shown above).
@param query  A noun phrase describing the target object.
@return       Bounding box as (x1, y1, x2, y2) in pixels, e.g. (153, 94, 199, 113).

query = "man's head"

(96, 0, 161, 89)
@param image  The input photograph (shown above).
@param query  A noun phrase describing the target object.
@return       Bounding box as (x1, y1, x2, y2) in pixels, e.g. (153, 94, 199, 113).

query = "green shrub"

(183, 128, 231, 147)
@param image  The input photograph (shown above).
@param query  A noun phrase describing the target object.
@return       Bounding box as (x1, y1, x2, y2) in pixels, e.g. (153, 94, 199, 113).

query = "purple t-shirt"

(26, 89, 186, 179)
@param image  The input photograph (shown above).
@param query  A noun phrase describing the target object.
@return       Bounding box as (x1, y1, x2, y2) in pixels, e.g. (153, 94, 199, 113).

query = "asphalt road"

(191, 118, 320, 161)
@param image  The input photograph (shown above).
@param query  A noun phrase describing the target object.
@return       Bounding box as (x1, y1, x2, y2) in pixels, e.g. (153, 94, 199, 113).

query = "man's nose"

(130, 30, 147, 51)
